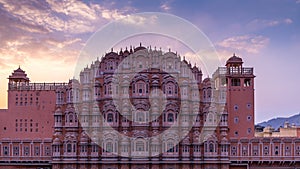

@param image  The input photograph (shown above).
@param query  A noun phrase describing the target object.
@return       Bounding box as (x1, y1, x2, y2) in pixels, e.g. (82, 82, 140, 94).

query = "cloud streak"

(160, 0, 172, 12)
(247, 18, 293, 31)
(0, 0, 135, 70)
(217, 35, 269, 55)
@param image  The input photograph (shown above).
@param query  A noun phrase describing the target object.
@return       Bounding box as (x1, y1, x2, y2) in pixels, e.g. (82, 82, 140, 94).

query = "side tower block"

(226, 54, 255, 138)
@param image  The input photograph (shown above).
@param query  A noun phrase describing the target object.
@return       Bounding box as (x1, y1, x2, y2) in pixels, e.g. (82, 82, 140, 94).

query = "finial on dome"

(233, 53, 236, 56)
(183, 56, 186, 60)
(111, 48, 113, 52)
(169, 48, 171, 52)
(140, 42, 142, 47)
(18, 65, 20, 69)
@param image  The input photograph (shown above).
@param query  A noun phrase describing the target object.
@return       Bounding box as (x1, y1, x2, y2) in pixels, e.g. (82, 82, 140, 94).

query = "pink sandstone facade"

(0, 45, 299, 169)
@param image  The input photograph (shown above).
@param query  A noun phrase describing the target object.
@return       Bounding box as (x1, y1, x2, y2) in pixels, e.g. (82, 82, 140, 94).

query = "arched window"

(132, 83, 135, 94)
(165, 82, 176, 95)
(108, 84, 112, 95)
(167, 141, 174, 152)
(137, 82, 144, 94)
(106, 142, 113, 152)
(207, 88, 212, 98)
(64, 142, 76, 154)
(56, 91, 63, 104)
(54, 145, 60, 153)
(167, 113, 174, 122)
(136, 112, 145, 122)
(69, 114, 73, 123)
(209, 142, 214, 152)
(166, 140, 178, 153)
(167, 85, 173, 94)
(67, 143, 72, 153)
(208, 113, 215, 124)
(208, 113, 213, 123)
(107, 113, 113, 122)
(108, 61, 113, 70)
(136, 141, 145, 152)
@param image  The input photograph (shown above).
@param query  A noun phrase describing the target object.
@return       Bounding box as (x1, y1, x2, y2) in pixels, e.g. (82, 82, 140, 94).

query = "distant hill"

(257, 113, 300, 130)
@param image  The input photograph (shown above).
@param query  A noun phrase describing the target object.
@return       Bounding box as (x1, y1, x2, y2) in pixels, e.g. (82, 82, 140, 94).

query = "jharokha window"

(136, 141, 145, 152)
(167, 113, 174, 122)
(136, 112, 146, 122)
(132, 81, 148, 95)
(107, 113, 114, 122)
(106, 142, 113, 153)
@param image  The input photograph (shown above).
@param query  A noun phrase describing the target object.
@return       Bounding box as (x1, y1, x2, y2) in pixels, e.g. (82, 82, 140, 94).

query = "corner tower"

(226, 54, 255, 138)
(7, 66, 30, 108)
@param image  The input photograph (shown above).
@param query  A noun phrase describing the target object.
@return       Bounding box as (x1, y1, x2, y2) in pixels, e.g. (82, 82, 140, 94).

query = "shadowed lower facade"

(0, 46, 299, 169)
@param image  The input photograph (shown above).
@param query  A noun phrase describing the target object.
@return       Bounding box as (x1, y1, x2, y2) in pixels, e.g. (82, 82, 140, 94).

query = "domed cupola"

(134, 43, 147, 52)
(105, 48, 119, 59)
(226, 53, 243, 66)
(119, 48, 124, 55)
(192, 64, 199, 73)
(9, 66, 29, 81)
(8, 66, 30, 90)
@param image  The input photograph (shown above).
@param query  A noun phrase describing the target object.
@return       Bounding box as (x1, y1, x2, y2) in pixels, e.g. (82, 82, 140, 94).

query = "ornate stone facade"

(1, 45, 299, 169)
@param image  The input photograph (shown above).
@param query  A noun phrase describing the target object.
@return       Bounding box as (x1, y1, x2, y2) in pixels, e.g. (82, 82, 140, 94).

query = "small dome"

(80, 132, 89, 143)
(134, 43, 146, 52)
(119, 48, 123, 55)
(55, 107, 62, 115)
(192, 65, 199, 72)
(203, 77, 211, 83)
(226, 54, 243, 65)
(105, 48, 119, 59)
(134, 46, 146, 52)
(182, 56, 188, 64)
(53, 137, 61, 144)
(123, 47, 130, 55)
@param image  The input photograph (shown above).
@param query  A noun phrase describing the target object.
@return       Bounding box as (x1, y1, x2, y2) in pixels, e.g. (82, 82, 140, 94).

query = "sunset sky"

(0, 0, 299, 123)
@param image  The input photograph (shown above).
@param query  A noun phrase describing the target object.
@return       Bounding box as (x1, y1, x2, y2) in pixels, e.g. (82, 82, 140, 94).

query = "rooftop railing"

(8, 83, 68, 91)
(215, 67, 253, 76)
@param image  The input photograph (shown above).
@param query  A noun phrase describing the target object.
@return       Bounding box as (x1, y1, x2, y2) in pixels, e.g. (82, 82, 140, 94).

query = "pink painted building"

(0, 45, 299, 169)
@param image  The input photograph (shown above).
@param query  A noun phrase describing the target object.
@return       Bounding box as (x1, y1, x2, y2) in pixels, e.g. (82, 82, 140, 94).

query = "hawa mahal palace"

(0, 44, 299, 169)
